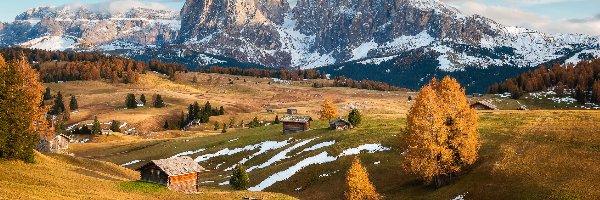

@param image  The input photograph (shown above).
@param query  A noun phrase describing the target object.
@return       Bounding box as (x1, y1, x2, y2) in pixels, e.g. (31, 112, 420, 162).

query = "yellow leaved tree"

(319, 98, 340, 121)
(404, 76, 480, 187)
(344, 157, 381, 200)
(0, 55, 50, 162)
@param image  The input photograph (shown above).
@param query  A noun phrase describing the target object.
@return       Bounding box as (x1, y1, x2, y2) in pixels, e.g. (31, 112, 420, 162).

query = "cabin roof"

(145, 156, 205, 176)
(281, 115, 312, 123)
(330, 118, 351, 125)
(471, 101, 498, 110)
(135, 100, 144, 104)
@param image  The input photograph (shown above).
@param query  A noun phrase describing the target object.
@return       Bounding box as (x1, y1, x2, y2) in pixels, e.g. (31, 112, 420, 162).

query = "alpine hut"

(470, 101, 498, 110)
(138, 156, 206, 193)
(281, 115, 312, 134)
(329, 118, 353, 130)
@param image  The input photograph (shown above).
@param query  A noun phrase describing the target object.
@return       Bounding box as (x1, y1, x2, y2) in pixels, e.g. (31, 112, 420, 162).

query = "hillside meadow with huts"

(2, 53, 600, 200)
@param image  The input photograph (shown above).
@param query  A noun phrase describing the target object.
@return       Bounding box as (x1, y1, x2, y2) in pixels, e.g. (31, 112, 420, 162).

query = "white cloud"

(59, 0, 177, 14)
(453, 1, 600, 36)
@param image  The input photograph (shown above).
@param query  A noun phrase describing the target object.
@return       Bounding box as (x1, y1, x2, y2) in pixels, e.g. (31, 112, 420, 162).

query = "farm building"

(470, 101, 498, 110)
(281, 115, 312, 134)
(138, 156, 206, 193)
(36, 134, 70, 153)
(287, 108, 298, 115)
(135, 100, 145, 107)
(329, 119, 353, 130)
(101, 129, 113, 135)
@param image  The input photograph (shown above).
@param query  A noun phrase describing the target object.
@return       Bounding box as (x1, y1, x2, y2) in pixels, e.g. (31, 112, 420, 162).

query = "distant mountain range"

(1, 0, 600, 92)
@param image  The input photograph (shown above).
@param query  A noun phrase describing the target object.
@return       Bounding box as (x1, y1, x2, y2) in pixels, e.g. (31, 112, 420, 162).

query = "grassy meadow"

(4, 72, 598, 199)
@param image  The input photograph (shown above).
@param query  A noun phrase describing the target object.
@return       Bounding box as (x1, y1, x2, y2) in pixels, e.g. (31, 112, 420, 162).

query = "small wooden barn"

(138, 156, 206, 193)
(470, 101, 498, 110)
(37, 134, 70, 153)
(329, 119, 353, 130)
(136, 100, 145, 107)
(281, 115, 312, 134)
(287, 108, 298, 115)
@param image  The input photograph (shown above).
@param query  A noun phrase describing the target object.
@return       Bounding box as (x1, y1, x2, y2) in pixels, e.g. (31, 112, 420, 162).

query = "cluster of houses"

(280, 108, 353, 134)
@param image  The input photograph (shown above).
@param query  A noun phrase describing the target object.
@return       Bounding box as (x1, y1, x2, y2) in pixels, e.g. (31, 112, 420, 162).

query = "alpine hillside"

(2, 0, 600, 92)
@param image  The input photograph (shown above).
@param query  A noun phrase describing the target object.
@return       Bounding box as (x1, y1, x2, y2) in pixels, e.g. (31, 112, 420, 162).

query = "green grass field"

(69, 111, 600, 200)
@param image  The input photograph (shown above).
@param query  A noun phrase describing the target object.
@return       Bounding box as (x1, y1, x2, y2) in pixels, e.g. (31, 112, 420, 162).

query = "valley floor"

(70, 111, 600, 200)
(28, 72, 600, 199)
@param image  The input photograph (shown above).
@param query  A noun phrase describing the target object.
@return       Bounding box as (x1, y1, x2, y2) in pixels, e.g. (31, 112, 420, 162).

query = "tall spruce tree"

(0, 55, 49, 162)
(92, 116, 101, 135)
(154, 94, 165, 108)
(69, 95, 78, 110)
(274, 115, 280, 124)
(140, 94, 146, 105)
(110, 120, 121, 132)
(43, 87, 52, 100)
(52, 91, 66, 114)
(347, 108, 362, 127)
(163, 120, 169, 130)
(219, 106, 225, 115)
(125, 94, 137, 109)
(230, 164, 250, 190)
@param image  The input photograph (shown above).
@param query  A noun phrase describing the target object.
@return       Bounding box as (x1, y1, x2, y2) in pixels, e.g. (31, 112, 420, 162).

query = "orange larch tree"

(344, 157, 380, 200)
(404, 76, 480, 187)
(319, 98, 340, 121)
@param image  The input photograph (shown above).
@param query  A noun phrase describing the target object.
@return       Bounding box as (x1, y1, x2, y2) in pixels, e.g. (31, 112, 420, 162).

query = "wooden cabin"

(138, 156, 206, 193)
(287, 108, 298, 115)
(136, 100, 145, 107)
(101, 129, 113, 135)
(281, 115, 312, 134)
(329, 119, 353, 130)
(37, 134, 70, 153)
(470, 101, 498, 110)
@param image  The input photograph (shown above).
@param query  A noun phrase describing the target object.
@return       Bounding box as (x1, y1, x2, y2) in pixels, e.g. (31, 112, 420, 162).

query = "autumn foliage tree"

(319, 98, 340, 121)
(0, 55, 50, 162)
(344, 157, 381, 200)
(404, 76, 480, 187)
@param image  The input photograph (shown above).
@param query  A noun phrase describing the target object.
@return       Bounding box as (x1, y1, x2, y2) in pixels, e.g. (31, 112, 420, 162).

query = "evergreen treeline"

(328, 76, 404, 91)
(488, 59, 600, 103)
(206, 66, 323, 80)
(0, 47, 187, 83)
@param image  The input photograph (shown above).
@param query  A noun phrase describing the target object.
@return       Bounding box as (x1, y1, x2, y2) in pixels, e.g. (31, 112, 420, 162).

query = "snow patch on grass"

(247, 138, 317, 172)
(171, 148, 206, 158)
(296, 140, 335, 155)
(121, 160, 143, 166)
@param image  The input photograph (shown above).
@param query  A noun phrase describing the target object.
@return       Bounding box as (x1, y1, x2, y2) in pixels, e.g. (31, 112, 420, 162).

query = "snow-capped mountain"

(0, 5, 180, 51)
(178, 0, 600, 71)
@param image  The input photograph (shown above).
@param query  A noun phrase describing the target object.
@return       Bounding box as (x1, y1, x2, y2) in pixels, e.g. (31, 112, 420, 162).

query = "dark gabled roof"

(144, 156, 205, 176)
(135, 100, 144, 104)
(330, 118, 351, 125)
(471, 101, 498, 110)
(281, 115, 312, 123)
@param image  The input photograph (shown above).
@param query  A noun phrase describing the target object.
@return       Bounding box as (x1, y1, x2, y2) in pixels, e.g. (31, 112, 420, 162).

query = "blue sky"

(1, 0, 599, 35)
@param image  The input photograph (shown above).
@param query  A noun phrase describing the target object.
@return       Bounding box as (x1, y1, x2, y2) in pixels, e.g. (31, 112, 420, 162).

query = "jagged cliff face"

(178, 0, 503, 68)
(1, 6, 180, 51)
(178, 0, 600, 70)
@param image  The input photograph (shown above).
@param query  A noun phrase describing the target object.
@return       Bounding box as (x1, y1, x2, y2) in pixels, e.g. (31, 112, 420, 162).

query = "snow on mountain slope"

(178, 0, 600, 71)
(20, 36, 78, 51)
(2, 5, 180, 51)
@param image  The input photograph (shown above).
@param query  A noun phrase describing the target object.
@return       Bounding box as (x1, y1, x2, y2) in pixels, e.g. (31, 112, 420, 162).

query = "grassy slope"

(70, 111, 600, 200)
(0, 152, 296, 200)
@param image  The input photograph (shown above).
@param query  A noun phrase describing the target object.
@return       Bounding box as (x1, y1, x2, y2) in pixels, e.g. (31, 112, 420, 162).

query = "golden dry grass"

(0, 152, 296, 200)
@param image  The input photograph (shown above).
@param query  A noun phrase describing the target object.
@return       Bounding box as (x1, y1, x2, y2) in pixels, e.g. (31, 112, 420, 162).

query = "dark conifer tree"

(125, 94, 137, 109)
(43, 87, 52, 100)
(274, 115, 280, 124)
(52, 91, 66, 114)
(140, 94, 146, 105)
(69, 95, 78, 110)
(154, 94, 165, 108)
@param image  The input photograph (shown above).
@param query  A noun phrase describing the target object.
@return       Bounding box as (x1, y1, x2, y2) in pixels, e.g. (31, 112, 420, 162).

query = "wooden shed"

(281, 115, 312, 134)
(287, 108, 298, 115)
(329, 119, 353, 130)
(470, 101, 498, 110)
(37, 134, 70, 153)
(138, 156, 206, 193)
